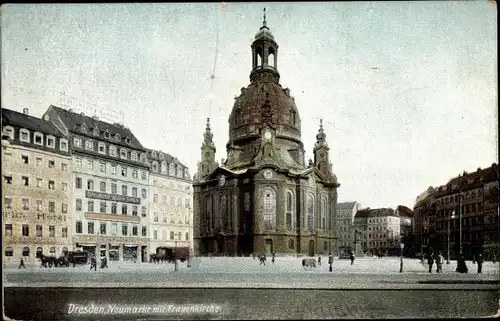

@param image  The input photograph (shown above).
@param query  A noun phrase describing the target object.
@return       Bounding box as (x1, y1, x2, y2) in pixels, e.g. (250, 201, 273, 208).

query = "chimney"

(23, 108, 29, 115)
(92, 116, 99, 121)
(43, 115, 50, 121)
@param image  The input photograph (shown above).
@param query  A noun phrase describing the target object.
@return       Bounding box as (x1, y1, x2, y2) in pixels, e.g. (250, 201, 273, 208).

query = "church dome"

(255, 26, 274, 40)
(228, 77, 302, 145)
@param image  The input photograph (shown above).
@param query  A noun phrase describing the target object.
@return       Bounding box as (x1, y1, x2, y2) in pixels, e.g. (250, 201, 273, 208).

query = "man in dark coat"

(328, 253, 334, 272)
(428, 252, 435, 273)
(476, 253, 483, 274)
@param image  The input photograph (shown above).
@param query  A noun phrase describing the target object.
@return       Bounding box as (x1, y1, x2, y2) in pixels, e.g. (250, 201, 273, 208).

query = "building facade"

(366, 208, 400, 255)
(146, 149, 193, 255)
(2, 108, 72, 264)
(413, 164, 499, 260)
(336, 202, 359, 254)
(193, 17, 340, 256)
(44, 106, 151, 262)
(353, 208, 369, 253)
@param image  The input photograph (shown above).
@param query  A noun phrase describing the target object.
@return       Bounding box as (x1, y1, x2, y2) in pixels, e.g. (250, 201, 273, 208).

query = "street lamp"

(399, 242, 405, 273)
(174, 235, 179, 272)
(448, 210, 454, 264)
(457, 193, 465, 256)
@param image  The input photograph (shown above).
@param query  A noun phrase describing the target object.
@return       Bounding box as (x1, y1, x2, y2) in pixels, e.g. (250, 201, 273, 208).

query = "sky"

(1, 2, 497, 209)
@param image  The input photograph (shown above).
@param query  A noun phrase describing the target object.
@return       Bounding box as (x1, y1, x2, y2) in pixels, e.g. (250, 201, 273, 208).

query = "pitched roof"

(2, 108, 65, 137)
(337, 202, 357, 210)
(397, 205, 414, 217)
(354, 208, 370, 218)
(145, 147, 188, 169)
(46, 105, 144, 150)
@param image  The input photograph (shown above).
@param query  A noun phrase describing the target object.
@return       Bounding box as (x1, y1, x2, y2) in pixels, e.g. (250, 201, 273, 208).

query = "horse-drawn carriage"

(37, 251, 88, 268)
(149, 247, 189, 263)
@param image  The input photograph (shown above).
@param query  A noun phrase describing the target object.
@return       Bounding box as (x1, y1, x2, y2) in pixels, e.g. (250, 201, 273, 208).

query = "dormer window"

(120, 149, 127, 159)
(131, 152, 137, 161)
(109, 146, 117, 157)
(34, 132, 43, 145)
(159, 153, 164, 160)
(161, 162, 166, 173)
(152, 162, 158, 173)
(152, 151, 157, 159)
(2, 126, 14, 140)
(81, 125, 88, 133)
(85, 140, 93, 150)
(125, 137, 131, 145)
(140, 153, 146, 163)
(73, 137, 81, 148)
(20, 129, 30, 143)
(93, 128, 99, 136)
(115, 134, 121, 142)
(60, 139, 68, 151)
(46, 136, 56, 148)
(169, 163, 175, 176)
(104, 130, 110, 139)
(176, 165, 183, 178)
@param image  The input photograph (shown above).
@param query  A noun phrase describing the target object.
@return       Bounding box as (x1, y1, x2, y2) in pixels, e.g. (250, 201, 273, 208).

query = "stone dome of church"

(227, 17, 302, 147)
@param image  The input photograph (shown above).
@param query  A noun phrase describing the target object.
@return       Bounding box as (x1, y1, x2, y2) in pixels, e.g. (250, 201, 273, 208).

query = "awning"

(124, 244, 138, 247)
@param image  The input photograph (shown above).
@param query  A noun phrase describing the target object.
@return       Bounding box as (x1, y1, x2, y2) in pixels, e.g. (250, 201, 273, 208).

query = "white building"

(2, 108, 72, 265)
(44, 106, 151, 262)
(335, 201, 359, 254)
(147, 149, 192, 256)
(366, 208, 401, 254)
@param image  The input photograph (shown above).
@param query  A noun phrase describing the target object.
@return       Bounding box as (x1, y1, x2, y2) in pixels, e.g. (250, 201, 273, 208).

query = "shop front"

(109, 244, 120, 261)
(78, 244, 97, 261)
(123, 245, 138, 261)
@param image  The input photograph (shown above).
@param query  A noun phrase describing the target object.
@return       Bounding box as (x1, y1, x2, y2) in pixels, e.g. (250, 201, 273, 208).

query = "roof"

(337, 202, 357, 210)
(46, 106, 144, 150)
(145, 147, 188, 169)
(354, 208, 370, 218)
(2, 108, 65, 137)
(397, 205, 414, 218)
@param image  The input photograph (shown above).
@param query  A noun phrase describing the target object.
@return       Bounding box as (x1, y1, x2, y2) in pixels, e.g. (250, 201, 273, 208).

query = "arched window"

(5, 247, 13, 257)
(263, 187, 276, 230)
(177, 165, 183, 178)
(205, 197, 212, 233)
(152, 161, 158, 173)
(307, 195, 315, 230)
(244, 192, 251, 212)
(321, 197, 327, 231)
(220, 195, 228, 231)
(161, 161, 166, 173)
(49, 247, 56, 255)
(169, 163, 175, 176)
(22, 247, 30, 257)
(288, 239, 294, 249)
(286, 190, 295, 229)
(36, 247, 43, 258)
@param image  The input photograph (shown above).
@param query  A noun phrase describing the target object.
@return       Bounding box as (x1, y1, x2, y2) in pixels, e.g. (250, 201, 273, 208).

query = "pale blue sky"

(1, 2, 497, 209)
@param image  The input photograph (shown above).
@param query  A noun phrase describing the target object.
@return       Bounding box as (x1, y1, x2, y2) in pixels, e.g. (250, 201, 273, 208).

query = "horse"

(39, 255, 58, 268)
(302, 257, 317, 270)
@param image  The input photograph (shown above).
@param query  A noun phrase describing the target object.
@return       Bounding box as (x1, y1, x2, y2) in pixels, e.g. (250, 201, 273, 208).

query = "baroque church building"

(193, 15, 340, 256)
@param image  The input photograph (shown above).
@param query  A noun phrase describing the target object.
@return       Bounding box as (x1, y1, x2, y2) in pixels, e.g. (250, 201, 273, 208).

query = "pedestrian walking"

(476, 253, 483, 274)
(350, 252, 355, 265)
(259, 254, 266, 266)
(317, 255, 322, 266)
(328, 253, 334, 272)
(435, 252, 443, 273)
(456, 254, 468, 273)
(90, 257, 97, 271)
(427, 252, 435, 273)
(18, 258, 26, 269)
(271, 252, 275, 264)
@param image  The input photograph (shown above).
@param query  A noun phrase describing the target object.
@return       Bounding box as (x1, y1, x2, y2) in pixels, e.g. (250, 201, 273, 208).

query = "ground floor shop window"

(22, 247, 30, 257)
(123, 246, 138, 261)
(109, 247, 119, 261)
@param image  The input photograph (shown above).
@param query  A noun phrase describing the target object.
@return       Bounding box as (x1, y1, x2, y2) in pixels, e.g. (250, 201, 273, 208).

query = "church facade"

(193, 16, 340, 256)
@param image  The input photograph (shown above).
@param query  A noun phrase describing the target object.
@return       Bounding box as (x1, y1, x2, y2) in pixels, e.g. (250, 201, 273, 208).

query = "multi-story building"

(353, 208, 369, 253)
(146, 149, 193, 254)
(366, 208, 400, 255)
(413, 186, 435, 256)
(43, 106, 151, 262)
(396, 205, 415, 256)
(413, 163, 499, 260)
(335, 202, 359, 254)
(2, 108, 72, 265)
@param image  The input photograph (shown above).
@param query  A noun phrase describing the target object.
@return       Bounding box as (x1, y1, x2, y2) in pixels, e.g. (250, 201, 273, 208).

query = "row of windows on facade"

(3, 127, 69, 151)
(434, 203, 483, 217)
(75, 158, 148, 179)
(7, 153, 69, 169)
(4, 198, 68, 213)
(152, 230, 189, 241)
(152, 212, 190, 224)
(75, 221, 147, 237)
(73, 137, 189, 179)
(4, 246, 65, 257)
(432, 215, 496, 230)
(76, 177, 191, 207)
(5, 224, 68, 237)
(4, 176, 68, 192)
(201, 189, 330, 231)
(436, 188, 487, 205)
(368, 217, 398, 224)
(152, 180, 192, 192)
(74, 198, 190, 223)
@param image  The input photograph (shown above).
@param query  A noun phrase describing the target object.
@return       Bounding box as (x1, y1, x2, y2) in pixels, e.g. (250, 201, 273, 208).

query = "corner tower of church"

(193, 10, 340, 257)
